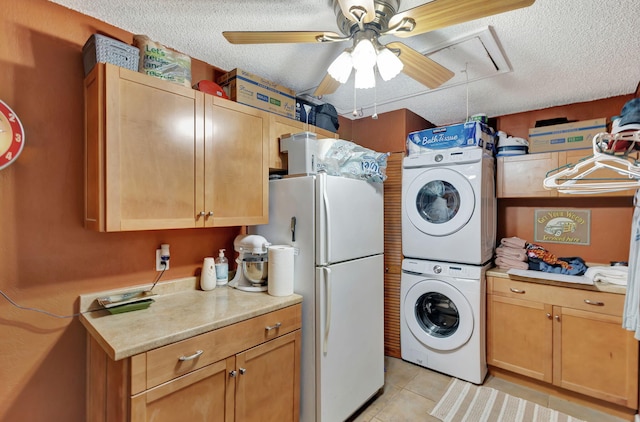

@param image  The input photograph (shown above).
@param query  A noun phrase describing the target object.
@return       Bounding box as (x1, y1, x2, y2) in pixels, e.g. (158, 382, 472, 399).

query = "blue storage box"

(406, 121, 495, 156)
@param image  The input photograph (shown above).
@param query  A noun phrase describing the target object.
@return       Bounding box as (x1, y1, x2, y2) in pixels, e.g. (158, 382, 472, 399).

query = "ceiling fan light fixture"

(376, 47, 403, 81)
(355, 66, 376, 89)
(327, 50, 353, 83)
(351, 38, 377, 70)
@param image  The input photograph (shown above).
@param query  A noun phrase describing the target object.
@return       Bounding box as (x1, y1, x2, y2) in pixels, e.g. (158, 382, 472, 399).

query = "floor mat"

(430, 378, 586, 422)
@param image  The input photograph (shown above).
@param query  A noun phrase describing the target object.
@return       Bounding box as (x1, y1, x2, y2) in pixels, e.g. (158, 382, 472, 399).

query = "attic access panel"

(422, 26, 511, 90)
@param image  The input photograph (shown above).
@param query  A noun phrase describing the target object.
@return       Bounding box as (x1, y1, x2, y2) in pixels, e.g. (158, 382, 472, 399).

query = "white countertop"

(487, 267, 626, 295)
(79, 277, 303, 361)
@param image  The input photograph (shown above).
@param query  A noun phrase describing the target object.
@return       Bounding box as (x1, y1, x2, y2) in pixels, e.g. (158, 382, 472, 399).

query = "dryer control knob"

(435, 154, 443, 162)
(433, 265, 442, 274)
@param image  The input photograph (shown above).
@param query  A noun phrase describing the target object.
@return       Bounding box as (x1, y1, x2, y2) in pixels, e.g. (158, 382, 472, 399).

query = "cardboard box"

(217, 68, 296, 119)
(406, 121, 495, 156)
(528, 118, 607, 153)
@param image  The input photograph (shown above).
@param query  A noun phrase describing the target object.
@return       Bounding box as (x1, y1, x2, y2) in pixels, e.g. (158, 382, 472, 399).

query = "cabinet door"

(130, 357, 235, 422)
(557, 149, 637, 197)
(85, 63, 204, 231)
(554, 306, 638, 408)
(383, 153, 403, 358)
(268, 115, 305, 171)
(312, 126, 338, 139)
(496, 153, 559, 198)
(487, 294, 553, 382)
(205, 97, 269, 226)
(235, 330, 301, 422)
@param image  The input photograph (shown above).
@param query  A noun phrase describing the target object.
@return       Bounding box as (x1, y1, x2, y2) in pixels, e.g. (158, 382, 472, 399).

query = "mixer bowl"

(243, 260, 268, 285)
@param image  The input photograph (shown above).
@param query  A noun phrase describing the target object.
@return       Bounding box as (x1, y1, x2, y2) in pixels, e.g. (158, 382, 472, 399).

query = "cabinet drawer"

(142, 304, 301, 389)
(488, 278, 623, 317)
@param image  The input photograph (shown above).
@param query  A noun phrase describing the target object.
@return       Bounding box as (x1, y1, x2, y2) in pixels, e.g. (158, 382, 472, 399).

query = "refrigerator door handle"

(322, 187, 331, 263)
(323, 267, 332, 355)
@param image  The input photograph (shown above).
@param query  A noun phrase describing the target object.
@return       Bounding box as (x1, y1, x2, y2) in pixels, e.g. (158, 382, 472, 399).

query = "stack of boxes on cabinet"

(81, 33, 340, 132)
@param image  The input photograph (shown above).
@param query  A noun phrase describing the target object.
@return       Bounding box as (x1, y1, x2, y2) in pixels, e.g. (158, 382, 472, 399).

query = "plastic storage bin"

(82, 34, 139, 76)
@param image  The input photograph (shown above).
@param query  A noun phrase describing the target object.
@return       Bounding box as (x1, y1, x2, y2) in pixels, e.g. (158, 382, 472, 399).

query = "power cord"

(0, 264, 168, 319)
(0, 289, 97, 319)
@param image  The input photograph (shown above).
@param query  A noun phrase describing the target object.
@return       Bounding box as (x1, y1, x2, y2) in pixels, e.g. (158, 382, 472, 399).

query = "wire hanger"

(543, 131, 640, 194)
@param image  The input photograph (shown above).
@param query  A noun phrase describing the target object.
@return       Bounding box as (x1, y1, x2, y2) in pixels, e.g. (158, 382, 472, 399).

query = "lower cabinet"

(487, 277, 638, 409)
(87, 304, 302, 422)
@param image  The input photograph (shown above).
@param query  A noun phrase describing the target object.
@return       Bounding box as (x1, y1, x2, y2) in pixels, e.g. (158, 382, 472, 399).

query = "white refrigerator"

(250, 172, 384, 422)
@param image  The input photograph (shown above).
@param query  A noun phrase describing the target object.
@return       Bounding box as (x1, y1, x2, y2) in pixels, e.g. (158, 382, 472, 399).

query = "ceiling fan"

(223, 0, 535, 97)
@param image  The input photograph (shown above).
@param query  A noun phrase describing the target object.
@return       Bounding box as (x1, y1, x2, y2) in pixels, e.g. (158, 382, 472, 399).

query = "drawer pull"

(178, 350, 203, 361)
(584, 299, 605, 306)
(229, 370, 237, 378)
(546, 313, 552, 319)
(510, 288, 526, 294)
(265, 322, 282, 331)
(555, 315, 560, 321)
(239, 367, 246, 375)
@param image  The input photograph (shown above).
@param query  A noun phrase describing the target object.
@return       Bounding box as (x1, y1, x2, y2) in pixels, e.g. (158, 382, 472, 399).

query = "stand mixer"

(228, 234, 270, 292)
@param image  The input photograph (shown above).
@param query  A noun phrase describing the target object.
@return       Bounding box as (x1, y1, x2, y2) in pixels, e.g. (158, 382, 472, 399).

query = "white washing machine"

(402, 147, 496, 265)
(400, 258, 489, 384)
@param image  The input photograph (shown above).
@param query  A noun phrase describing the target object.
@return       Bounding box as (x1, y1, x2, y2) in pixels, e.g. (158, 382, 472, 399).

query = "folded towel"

(495, 256, 529, 271)
(584, 266, 628, 285)
(500, 237, 527, 249)
(495, 246, 527, 261)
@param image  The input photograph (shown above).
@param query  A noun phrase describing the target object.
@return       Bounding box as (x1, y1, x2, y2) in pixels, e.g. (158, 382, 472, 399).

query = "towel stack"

(494, 237, 529, 270)
(584, 266, 628, 285)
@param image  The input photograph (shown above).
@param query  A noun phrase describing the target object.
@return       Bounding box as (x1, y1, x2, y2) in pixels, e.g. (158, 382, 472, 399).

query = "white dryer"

(402, 147, 496, 265)
(400, 258, 489, 384)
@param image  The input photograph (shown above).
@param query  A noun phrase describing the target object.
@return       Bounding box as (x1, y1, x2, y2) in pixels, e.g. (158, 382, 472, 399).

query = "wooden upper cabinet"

(497, 153, 559, 198)
(205, 97, 269, 227)
(497, 150, 637, 198)
(268, 114, 337, 171)
(84, 63, 268, 231)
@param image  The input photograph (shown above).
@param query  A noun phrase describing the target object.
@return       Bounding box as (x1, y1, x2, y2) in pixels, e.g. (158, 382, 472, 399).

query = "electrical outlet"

(156, 249, 170, 271)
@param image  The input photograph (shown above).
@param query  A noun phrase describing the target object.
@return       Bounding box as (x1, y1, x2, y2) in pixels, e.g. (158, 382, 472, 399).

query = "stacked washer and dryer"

(401, 146, 496, 384)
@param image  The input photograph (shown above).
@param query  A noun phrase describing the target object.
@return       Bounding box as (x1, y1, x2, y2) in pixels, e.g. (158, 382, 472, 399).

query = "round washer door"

(404, 279, 474, 351)
(405, 167, 475, 236)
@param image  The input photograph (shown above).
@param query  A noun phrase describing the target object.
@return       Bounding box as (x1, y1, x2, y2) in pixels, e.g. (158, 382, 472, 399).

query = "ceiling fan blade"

(336, 0, 376, 23)
(313, 73, 342, 97)
(223, 31, 345, 44)
(386, 42, 454, 89)
(389, 0, 535, 38)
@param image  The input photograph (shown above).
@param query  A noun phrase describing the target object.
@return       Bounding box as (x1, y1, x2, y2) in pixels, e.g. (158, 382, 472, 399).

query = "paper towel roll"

(268, 245, 295, 297)
(201, 257, 216, 291)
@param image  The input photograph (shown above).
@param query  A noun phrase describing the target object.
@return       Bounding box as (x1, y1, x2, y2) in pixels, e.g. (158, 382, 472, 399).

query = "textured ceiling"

(51, 0, 640, 126)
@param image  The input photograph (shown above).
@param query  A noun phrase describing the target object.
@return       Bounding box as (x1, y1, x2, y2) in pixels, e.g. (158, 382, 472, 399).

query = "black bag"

(314, 103, 339, 133)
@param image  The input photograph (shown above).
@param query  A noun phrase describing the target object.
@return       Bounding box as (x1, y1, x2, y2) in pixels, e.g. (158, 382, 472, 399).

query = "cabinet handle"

(207, 211, 213, 217)
(510, 288, 525, 294)
(229, 370, 237, 378)
(546, 313, 552, 319)
(178, 350, 203, 361)
(239, 367, 246, 375)
(197, 211, 206, 218)
(584, 299, 604, 306)
(265, 322, 282, 331)
(554, 315, 560, 321)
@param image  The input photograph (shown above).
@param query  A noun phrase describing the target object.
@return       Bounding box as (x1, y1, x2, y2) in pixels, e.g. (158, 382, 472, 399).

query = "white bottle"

(215, 249, 229, 286)
(201, 257, 216, 291)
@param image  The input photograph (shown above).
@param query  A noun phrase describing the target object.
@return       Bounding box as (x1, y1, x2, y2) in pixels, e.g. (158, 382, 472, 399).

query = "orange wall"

(1, 1, 240, 420)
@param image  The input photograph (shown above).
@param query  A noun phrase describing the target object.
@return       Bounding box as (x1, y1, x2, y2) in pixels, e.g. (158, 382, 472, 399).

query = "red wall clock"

(0, 99, 25, 170)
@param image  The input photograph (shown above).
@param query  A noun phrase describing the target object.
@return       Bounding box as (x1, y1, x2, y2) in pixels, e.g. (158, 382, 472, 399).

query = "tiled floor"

(347, 357, 631, 422)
